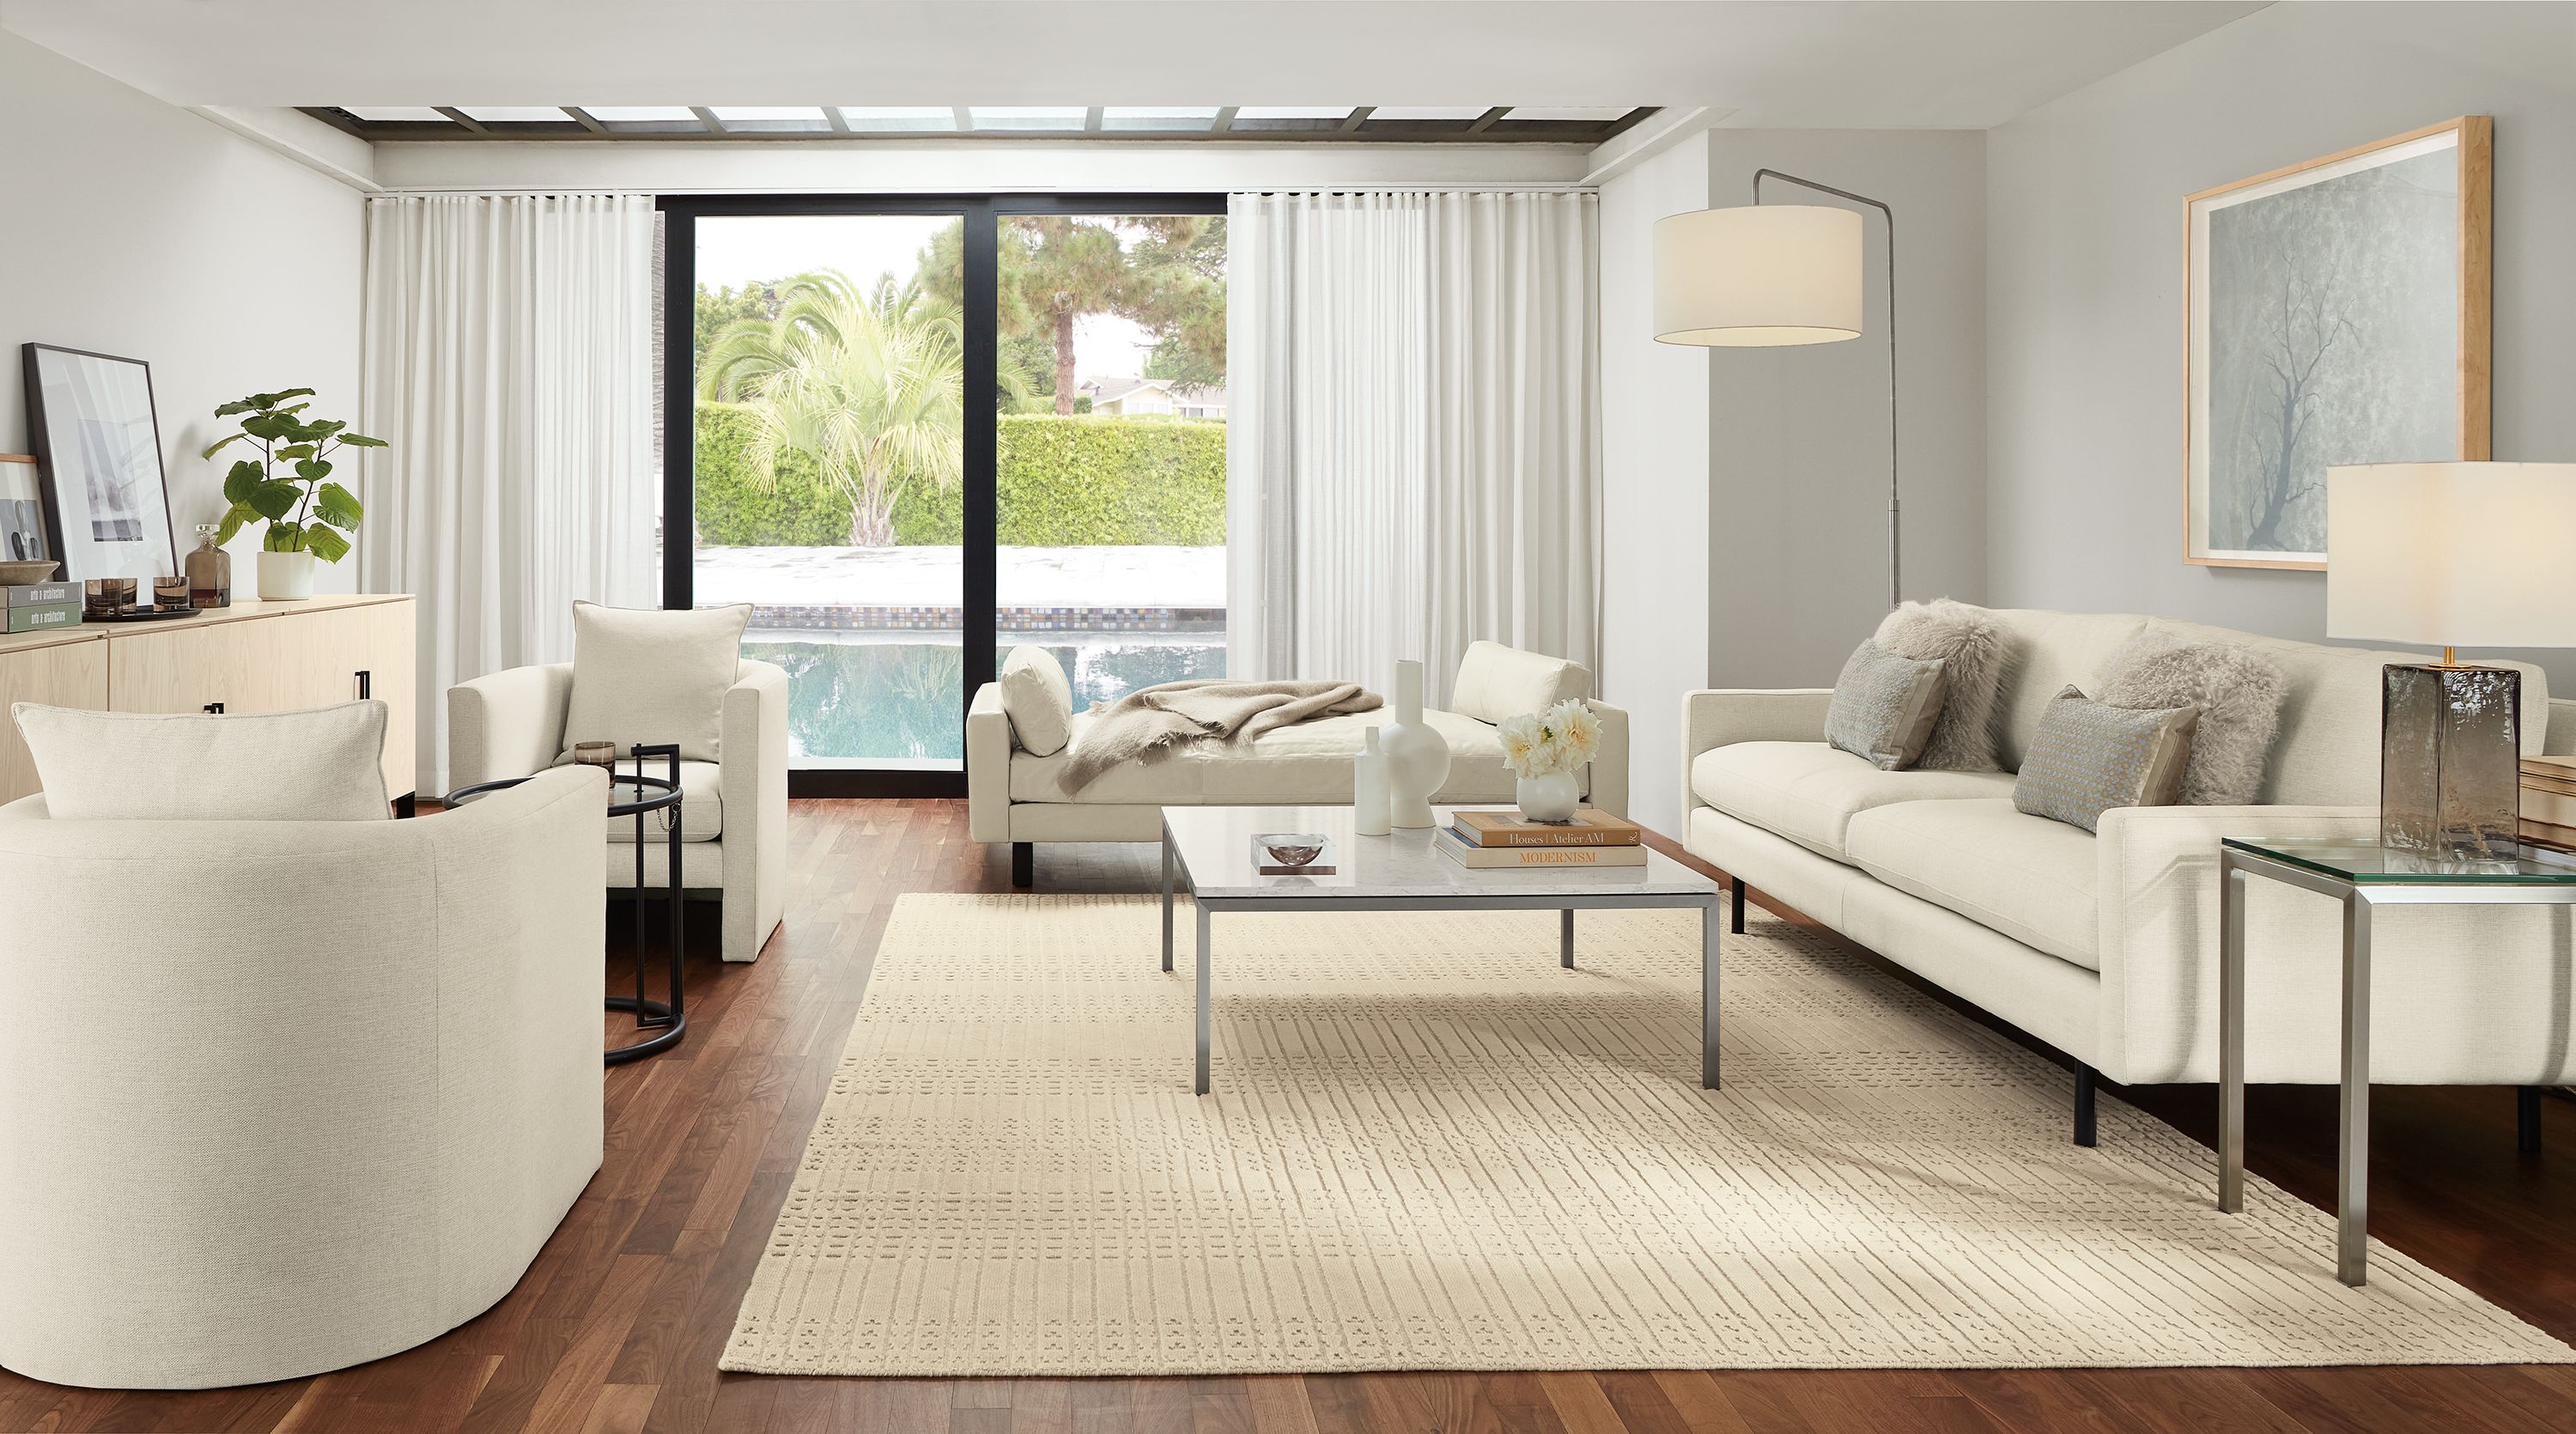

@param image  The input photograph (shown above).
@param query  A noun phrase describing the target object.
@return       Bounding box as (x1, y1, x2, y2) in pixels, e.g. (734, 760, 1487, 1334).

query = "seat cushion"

(606, 759, 722, 843)
(1011, 708, 1559, 806)
(1689, 741, 2016, 862)
(1844, 797, 2100, 970)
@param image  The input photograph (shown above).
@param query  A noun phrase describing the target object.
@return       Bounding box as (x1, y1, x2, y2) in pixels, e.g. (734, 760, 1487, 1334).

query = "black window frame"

(659, 192, 1228, 797)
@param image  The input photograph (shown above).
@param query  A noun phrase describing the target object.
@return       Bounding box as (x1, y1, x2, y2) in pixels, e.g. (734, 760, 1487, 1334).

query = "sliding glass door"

(660, 195, 1226, 793)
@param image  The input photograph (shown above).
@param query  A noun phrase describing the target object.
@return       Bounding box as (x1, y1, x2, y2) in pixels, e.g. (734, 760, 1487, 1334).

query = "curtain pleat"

(357, 193, 657, 796)
(1225, 191, 1600, 707)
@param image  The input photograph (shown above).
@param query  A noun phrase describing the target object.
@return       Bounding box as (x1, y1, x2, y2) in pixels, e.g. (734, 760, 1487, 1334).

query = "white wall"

(1987, 1, 2576, 687)
(0, 31, 366, 593)
(1704, 130, 1990, 690)
(1599, 132, 1711, 835)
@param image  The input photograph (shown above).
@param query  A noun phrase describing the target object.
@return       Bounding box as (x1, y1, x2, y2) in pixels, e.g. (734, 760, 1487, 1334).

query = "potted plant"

(201, 389, 382, 600)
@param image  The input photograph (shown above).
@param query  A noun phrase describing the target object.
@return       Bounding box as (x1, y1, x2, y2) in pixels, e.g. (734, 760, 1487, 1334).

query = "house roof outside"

(1082, 376, 1230, 410)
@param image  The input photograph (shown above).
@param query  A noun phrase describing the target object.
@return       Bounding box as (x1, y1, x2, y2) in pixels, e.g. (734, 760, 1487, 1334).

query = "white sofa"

(450, 659, 789, 963)
(970, 642, 1631, 885)
(0, 766, 605, 1388)
(1686, 611, 2576, 1144)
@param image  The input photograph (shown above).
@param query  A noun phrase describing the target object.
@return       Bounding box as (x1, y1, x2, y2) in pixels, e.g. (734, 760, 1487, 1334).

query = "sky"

(694, 214, 1161, 384)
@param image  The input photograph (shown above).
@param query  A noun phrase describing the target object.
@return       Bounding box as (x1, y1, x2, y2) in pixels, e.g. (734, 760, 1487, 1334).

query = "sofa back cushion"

(563, 601, 750, 764)
(1450, 641, 1590, 725)
(1984, 610, 2549, 806)
(14, 700, 391, 822)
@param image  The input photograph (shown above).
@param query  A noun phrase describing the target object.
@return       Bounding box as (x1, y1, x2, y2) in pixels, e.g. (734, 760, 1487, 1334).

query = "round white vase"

(1516, 769, 1581, 823)
(257, 550, 316, 601)
(1379, 659, 1451, 829)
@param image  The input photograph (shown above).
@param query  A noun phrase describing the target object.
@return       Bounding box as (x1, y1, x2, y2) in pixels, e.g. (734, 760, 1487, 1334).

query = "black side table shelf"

(447, 743, 687, 1065)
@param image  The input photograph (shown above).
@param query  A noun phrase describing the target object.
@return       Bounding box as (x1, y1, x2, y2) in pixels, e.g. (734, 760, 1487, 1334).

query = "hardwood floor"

(6, 798, 2575, 1432)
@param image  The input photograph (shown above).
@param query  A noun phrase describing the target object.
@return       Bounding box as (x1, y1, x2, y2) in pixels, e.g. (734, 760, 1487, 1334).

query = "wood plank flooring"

(4, 799, 2574, 1432)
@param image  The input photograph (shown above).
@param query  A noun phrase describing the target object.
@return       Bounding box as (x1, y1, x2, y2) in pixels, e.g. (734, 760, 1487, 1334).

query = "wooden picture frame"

(19, 343, 180, 584)
(2183, 116, 2491, 570)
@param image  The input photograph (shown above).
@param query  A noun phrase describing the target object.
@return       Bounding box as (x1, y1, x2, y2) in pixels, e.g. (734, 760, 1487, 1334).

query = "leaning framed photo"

(20, 343, 179, 582)
(2184, 116, 2491, 570)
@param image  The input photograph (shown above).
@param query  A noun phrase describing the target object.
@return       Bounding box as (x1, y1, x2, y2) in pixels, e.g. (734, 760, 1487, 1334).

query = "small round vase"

(1516, 769, 1581, 823)
(257, 550, 316, 601)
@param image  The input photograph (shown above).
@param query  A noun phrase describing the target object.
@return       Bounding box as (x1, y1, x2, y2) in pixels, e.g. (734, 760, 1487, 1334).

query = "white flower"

(1498, 713, 1547, 777)
(1546, 699, 1603, 766)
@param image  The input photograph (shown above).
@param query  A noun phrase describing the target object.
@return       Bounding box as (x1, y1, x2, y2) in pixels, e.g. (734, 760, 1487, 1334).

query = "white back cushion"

(1450, 641, 1591, 725)
(562, 602, 750, 764)
(15, 700, 391, 821)
(999, 645, 1075, 756)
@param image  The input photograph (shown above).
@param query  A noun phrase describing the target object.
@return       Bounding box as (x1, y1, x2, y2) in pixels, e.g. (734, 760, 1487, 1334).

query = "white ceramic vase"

(256, 550, 315, 601)
(1379, 659, 1450, 829)
(1516, 769, 1581, 823)
(1352, 726, 1391, 835)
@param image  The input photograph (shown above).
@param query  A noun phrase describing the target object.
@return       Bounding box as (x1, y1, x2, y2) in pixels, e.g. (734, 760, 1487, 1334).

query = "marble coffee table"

(1159, 805, 1726, 1094)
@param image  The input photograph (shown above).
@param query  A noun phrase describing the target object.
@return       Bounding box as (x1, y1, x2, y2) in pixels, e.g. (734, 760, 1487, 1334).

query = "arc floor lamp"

(1653, 170, 1899, 608)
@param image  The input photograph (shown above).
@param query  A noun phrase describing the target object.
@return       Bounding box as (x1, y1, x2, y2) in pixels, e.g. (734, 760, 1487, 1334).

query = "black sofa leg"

(1011, 842, 1034, 890)
(2519, 1085, 2544, 1155)
(2074, 1064, 2098, 1147)
(1730, 878, 1746, 934)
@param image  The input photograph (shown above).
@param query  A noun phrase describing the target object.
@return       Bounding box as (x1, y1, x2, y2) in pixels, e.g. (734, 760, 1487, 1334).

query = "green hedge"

(692, 404, 1225, 547)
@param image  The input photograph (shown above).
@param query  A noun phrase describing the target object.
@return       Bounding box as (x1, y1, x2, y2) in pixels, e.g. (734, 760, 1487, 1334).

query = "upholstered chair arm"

(968, 681, 1014, 844)
(2094, 803, 2576, 1089)
(1584, 699, 1631, 817)
(718, 659, 790, 963)
(1680, 689, 1832, 819)
(447, 662, 575, 790)
(2547, 697, 2576, 756)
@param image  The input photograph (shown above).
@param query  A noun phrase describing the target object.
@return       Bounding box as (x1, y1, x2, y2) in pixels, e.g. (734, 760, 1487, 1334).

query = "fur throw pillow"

(2093, 629, 2288, 805)
(1872, 599, 2005, 772)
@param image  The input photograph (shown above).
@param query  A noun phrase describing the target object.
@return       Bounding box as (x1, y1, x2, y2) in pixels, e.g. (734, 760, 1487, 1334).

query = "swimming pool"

(744, 635, 1227, 764)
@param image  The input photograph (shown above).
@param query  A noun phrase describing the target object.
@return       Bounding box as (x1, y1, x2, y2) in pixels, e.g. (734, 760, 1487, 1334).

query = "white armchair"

(0, 767, 606, 1388)
(449, 659, 788, 963)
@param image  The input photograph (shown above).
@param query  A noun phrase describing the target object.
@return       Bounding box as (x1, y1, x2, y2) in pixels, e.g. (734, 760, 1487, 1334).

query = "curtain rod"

(370, 183, 1596, 198)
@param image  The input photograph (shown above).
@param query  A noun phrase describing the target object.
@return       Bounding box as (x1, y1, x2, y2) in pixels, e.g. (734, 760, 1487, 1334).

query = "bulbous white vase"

(1516, 769, 1581, 823)
(1379, 659, 1450, 829)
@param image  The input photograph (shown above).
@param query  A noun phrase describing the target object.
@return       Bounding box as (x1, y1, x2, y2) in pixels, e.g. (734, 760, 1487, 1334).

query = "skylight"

(708, 106, 830, 132)
(454, 106, 572, 124)
(1231, 106, 1355, 121)
(312, 104, 1652, 145)
(838, 106, 957, 132)
(342, 106, 448, 123)
(968, 106, 1087, 131)
(580, 106, 699, 123)
(1101, 106, 1224, 132)
(1364, 106, 1491, 121)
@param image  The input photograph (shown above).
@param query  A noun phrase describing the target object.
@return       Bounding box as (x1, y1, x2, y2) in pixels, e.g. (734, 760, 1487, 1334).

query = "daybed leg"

(1011, 842, 1034, 890)
(1730, 878, 1746, 934)
(2074, 1063, 2098, 1147)
(2518, 1085, 2543, 1155)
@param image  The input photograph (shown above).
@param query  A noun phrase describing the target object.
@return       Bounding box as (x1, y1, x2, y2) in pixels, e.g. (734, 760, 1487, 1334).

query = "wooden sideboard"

(0, 592, 416, 807)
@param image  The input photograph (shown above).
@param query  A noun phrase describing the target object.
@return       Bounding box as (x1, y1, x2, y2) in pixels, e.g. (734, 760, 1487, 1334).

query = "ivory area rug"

(722, 894, 2572, 1375)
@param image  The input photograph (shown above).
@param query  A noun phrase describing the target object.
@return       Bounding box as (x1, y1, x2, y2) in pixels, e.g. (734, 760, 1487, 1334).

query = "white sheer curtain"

(357, 193, 658, 795)
(1226, 191, 1600, 704)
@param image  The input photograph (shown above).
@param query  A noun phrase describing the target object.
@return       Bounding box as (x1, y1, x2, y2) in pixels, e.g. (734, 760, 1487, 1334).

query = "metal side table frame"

(2217, 838, 2576, 1285)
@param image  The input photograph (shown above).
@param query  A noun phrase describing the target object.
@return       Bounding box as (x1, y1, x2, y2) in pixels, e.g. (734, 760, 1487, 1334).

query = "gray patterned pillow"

(2012, 686, 2199, 832)
(1825, 641, 1948, 771)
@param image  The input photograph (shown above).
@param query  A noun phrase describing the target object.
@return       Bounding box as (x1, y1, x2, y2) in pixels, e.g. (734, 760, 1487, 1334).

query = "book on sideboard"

(1434, 825, 1649, 869)
(1449, 809, 1643, 848)
(5, 600, 80, 633)
(5, 581, 75, 609)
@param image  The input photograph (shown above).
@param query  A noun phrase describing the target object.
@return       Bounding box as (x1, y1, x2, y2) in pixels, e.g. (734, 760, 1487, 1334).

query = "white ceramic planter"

(1379, 659, 1451, 829)
(1516, 769, 1581, 823)
(256, 550, 316, 601)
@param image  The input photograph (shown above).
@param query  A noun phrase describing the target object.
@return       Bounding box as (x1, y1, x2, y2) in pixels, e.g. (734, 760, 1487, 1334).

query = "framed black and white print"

(21, 343, 179, 582)
(2183, 117, 2492, 570)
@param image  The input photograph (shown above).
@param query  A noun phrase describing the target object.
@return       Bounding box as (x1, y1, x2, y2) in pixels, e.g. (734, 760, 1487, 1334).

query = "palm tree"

(699, 270, 966, 547)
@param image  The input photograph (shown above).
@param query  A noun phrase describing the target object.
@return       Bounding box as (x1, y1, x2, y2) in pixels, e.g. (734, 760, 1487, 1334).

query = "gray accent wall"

(1986, 2, 2576, 689)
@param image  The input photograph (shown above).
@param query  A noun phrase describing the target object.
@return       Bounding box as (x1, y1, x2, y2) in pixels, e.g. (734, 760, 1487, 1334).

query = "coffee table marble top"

(1160, 805, 1719, 901)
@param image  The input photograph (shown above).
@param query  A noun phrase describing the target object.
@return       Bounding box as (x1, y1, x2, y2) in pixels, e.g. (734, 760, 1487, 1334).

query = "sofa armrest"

(447, 662, 574, 790)
(1680, 689, 1832, 818)
(719, 660, 790, 960)
(2548, 697, 2576, 756)
(1584, 700, 1631, 818)
(968, 681, 1014, 844)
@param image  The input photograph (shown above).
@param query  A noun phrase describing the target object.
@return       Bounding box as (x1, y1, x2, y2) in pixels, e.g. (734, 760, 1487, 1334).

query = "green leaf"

(246, 480, 302, 521)
(276, 443, 316, 460)
(304, 524, 351, 563)
(201, 432, 246, 460)
(240, 412, 291, 441)
(215, 503, 251, 546)
(304, 418, 346, 438)
(337, 434, 388, 448)
(223, 460, 265, 504)
(295, 458, 332, 483)
(264, 521, 304, 552)
(315, 481, 363, 529)
(275, 403, 310, 417)
(214, 397, 264, 417)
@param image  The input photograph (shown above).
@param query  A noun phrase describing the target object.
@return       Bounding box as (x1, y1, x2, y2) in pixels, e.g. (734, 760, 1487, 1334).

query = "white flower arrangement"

(1498, 698, 1603, 779)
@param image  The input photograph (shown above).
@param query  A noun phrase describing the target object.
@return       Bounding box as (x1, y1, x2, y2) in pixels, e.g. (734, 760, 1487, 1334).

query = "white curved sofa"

(1686, 610, 2576, 1143)
(970, 642, 1630, 886)
(0, 766, 606, 1389)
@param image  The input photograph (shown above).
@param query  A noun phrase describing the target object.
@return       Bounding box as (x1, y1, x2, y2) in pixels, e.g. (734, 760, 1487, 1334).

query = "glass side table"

(2217, 837, 2576, 1285)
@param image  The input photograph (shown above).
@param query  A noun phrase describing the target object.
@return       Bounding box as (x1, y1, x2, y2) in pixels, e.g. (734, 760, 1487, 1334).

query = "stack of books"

(6, 577, 79, 634)
(1434, 808, 1648, 868)
(2523, 755, 2576, 851)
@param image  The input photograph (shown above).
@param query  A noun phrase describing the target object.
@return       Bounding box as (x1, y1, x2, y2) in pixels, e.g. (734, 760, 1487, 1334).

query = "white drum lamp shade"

(2327, 462, 2576, 650)
(1653, 204, 1863, 347)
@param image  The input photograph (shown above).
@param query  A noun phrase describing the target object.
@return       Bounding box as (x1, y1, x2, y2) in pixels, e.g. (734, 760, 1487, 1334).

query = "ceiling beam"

(1339, 106, 1375, 133)
(563, 106, 609, 136)
(690, 106, 726, 135)
(1210, 106, 1237, 135)
(1083, 106, 1103, 134)
(1467, 106, 1510, 134)
(952, 105, 976, 134)
(821, 106, 852, 135)
(434, 106, 488, 134)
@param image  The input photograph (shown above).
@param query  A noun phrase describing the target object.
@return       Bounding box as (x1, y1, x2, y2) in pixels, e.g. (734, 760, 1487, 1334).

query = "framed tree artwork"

(2184, 116, 2491, 569)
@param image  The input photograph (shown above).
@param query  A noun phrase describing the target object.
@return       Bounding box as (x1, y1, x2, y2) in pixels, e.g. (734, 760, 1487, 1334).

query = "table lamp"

(2327, 461, 2576, 859)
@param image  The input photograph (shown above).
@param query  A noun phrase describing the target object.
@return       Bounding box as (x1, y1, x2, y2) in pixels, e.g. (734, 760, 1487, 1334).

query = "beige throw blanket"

(1058, 679, 1382, 794)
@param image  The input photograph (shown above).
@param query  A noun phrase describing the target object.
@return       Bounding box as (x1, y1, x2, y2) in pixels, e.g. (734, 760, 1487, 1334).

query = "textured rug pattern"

(723, 894, 2571, 1374)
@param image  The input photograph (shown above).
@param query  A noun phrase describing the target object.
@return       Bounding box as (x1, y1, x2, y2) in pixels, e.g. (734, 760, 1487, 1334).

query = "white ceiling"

(1, 0, 2267, 131)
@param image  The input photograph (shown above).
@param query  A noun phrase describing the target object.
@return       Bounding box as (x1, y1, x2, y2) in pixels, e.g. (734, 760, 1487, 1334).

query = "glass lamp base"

(2381, 663, 2521, 860)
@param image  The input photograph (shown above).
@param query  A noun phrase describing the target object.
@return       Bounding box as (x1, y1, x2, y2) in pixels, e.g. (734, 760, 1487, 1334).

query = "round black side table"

(447, 743, 687, 1065)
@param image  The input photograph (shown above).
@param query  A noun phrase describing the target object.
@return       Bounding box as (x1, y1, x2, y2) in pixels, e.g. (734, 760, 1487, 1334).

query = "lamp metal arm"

(1753, 168, 1901, 609)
